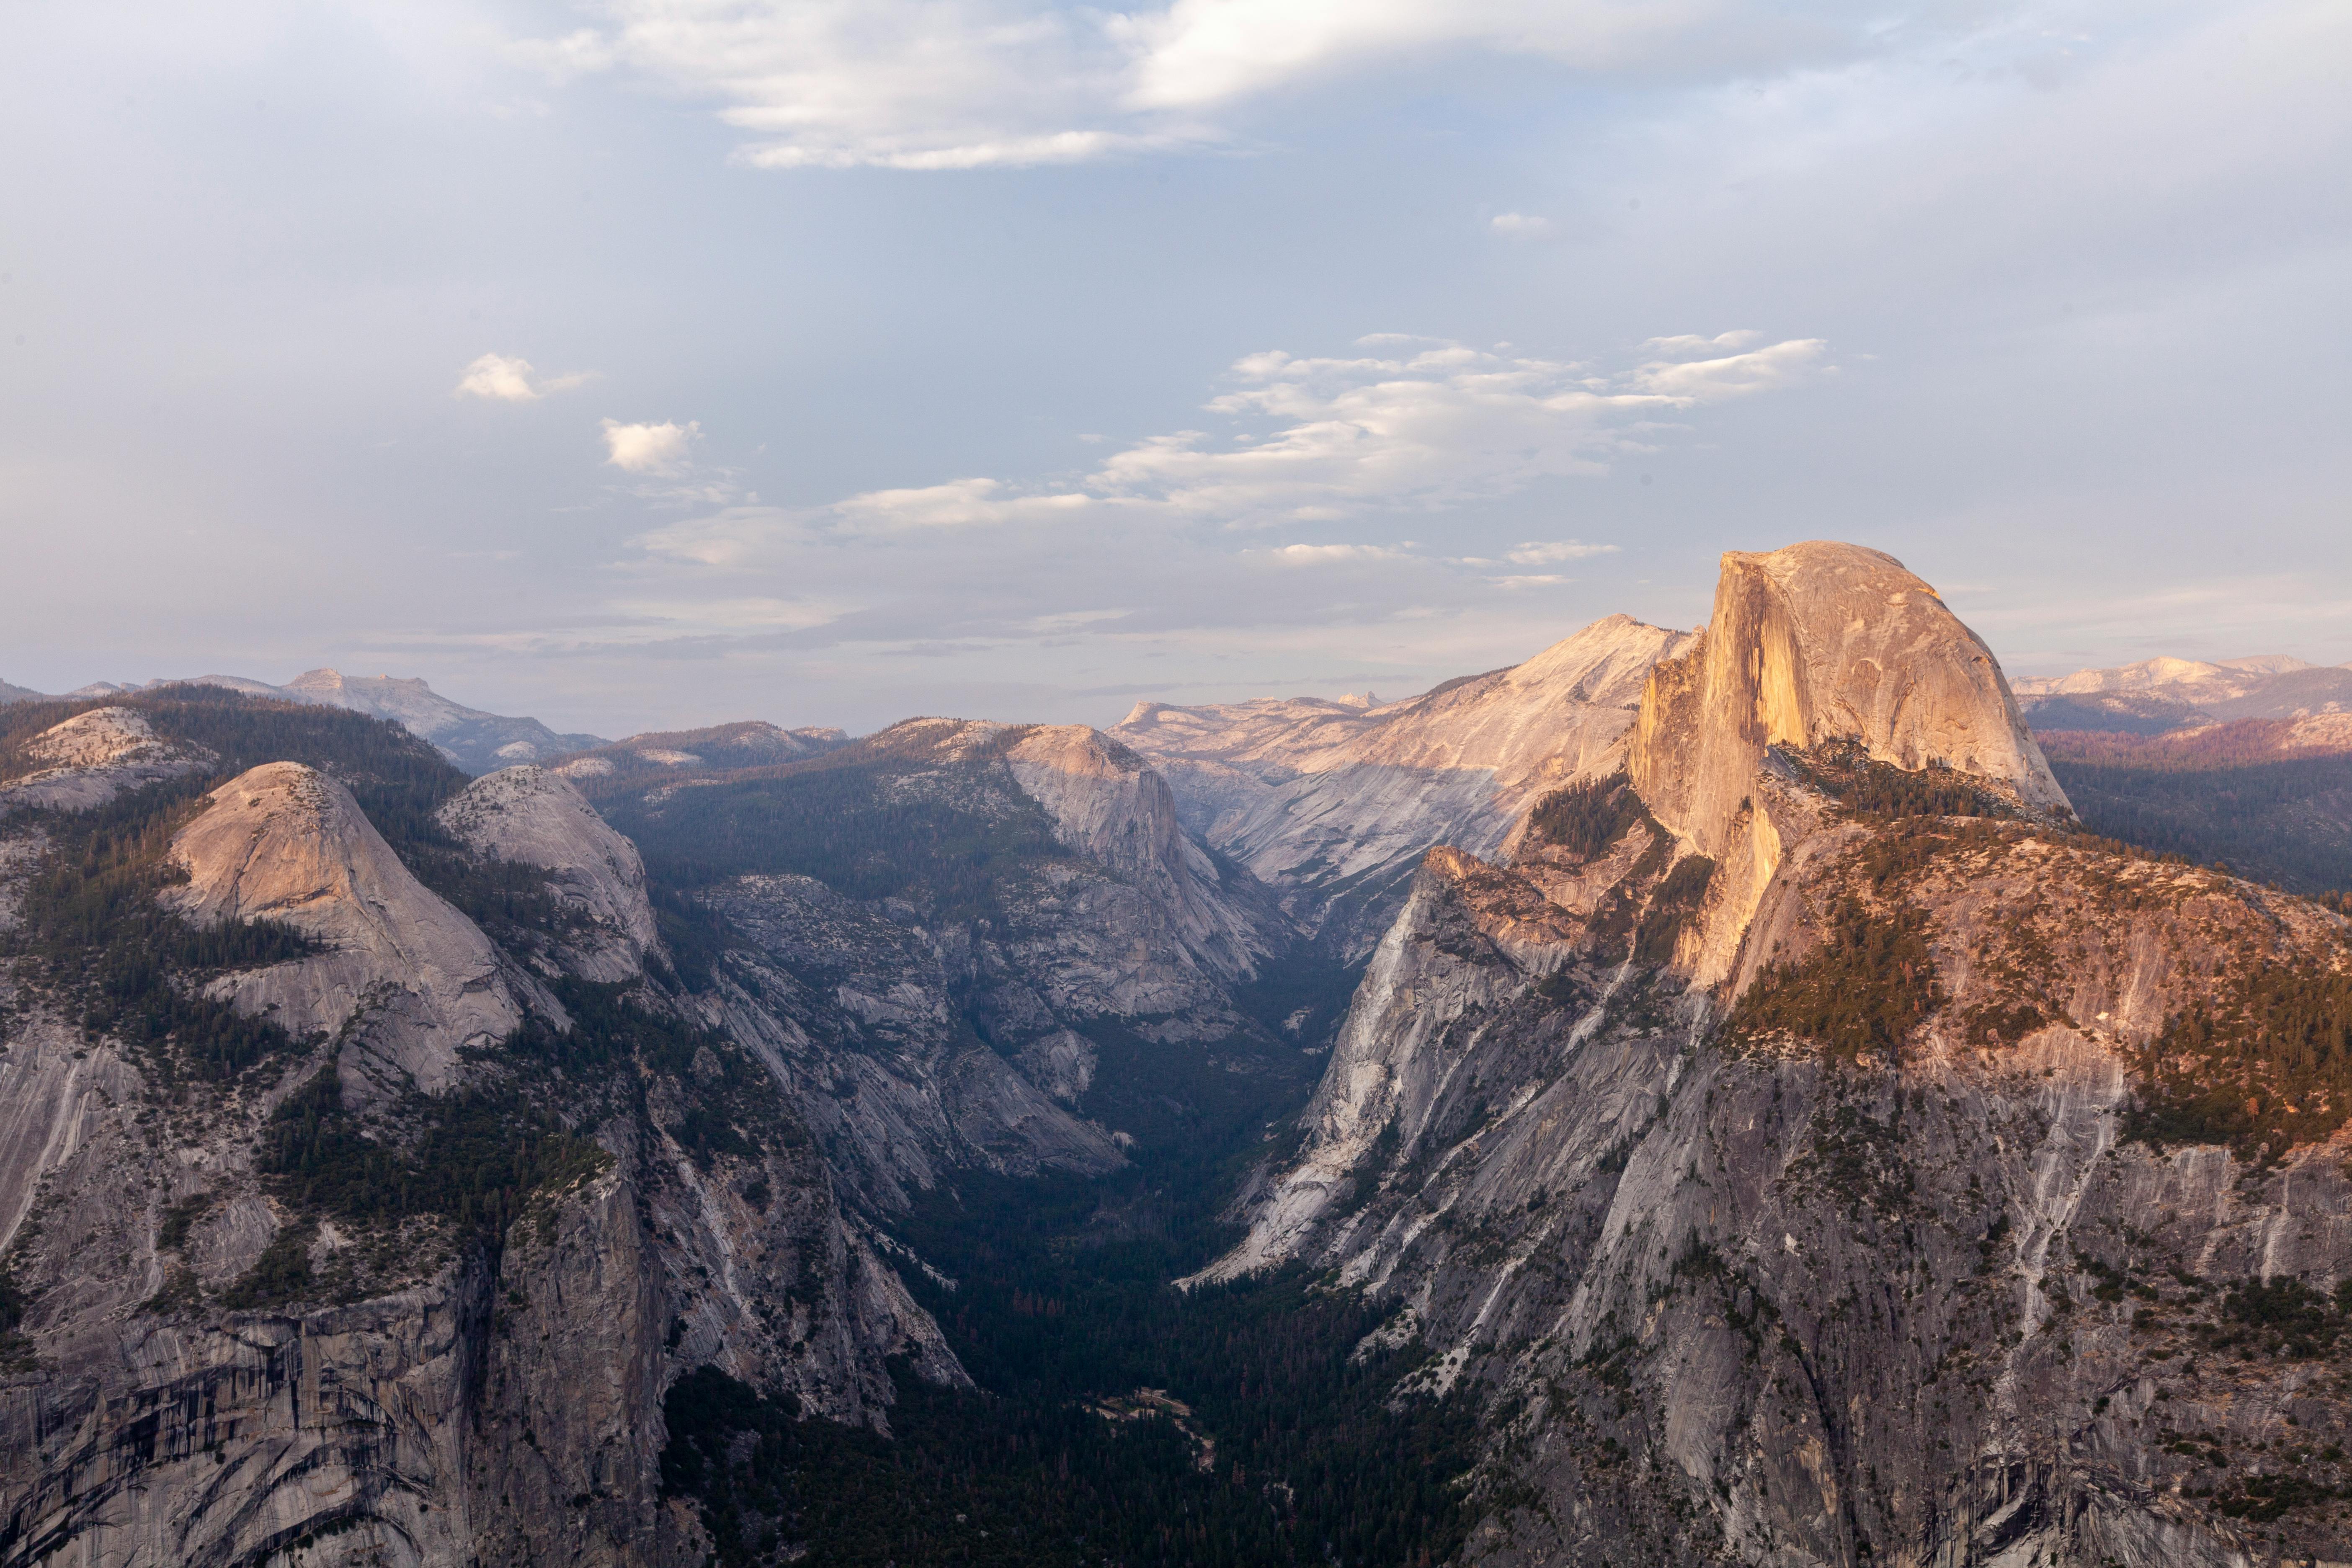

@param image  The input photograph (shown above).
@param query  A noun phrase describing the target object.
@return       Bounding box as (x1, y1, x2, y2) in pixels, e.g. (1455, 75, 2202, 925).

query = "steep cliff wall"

(0, 701, 959, 1568)
(1213, 820, 2352, 1566)
(1627, 542, 2069, 985)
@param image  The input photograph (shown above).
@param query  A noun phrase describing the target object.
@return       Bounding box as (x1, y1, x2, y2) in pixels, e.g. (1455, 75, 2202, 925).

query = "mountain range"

(0, 670, 607, 775)
(2016, 654, 2352, 741)
(1, 545, 2348, 1568)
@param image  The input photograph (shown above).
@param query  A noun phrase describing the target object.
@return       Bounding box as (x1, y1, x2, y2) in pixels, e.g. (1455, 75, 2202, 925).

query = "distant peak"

(1334, 691, 1378, 709)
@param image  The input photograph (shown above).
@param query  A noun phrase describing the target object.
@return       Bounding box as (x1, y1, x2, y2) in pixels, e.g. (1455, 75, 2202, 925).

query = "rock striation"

(1114, 614, 1694, 954)
(162, 761, 530, 1096)
(0, 699, 959, 1568)
(437, 765, 660, 982)
(1006, 724, 1275, 986)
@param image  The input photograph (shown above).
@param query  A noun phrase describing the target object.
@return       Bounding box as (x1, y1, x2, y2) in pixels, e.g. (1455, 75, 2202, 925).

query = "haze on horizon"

(4, 0, 2348, 740)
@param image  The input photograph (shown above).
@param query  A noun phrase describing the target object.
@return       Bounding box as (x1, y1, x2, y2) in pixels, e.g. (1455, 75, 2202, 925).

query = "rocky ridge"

(1208, 541, 2352, 1565)
(579, 714, 1302, 1211)
(2017, 652, 2352, 738)
(1113, 613, 1695, 956)
(549, 721, 849, 789)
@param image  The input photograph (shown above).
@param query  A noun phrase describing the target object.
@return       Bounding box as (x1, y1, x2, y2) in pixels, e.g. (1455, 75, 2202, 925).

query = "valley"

(2, 543, 2348, 1568)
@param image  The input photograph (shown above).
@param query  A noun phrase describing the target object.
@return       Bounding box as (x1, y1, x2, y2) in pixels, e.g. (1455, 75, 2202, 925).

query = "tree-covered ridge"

(2036, 738, 2352, 896)
(1522, 772, 1648, 860)
(585, 724, 1074, 923)
(1782, 738, 2024, 822)
(1721, 810, 2352, 1156)
(1727, 895, 1943, 1064)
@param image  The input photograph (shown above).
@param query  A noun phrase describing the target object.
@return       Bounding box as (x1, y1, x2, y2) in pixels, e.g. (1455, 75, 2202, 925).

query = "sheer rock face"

(1629, 542, 2070, 983)
(1113, 614, 1694, 954)
(1212, 540, 2351, 1565)
(697, 873, 1126, 1211)
(850, 717, 1286, 1030)
(437, 765, 660, 982)
(0, 707, 213, 814)
(1210, 827, 2352, 1567)
(1631, 542, 2067, 859)
(1006, 724, 1272, 984)
(162, 761, 527, 1096)
(0, 1014, 952, 1568)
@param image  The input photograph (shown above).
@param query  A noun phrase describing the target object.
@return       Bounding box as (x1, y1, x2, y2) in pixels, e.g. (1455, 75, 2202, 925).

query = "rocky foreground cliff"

(1210, 542, 2352, 1566)
(0, 695, 952, 1568)
(0, 689, 1313, 1568)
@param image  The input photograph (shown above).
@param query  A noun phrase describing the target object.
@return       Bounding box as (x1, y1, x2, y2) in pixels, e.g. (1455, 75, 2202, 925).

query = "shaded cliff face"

(1214, 543, 2352, 1566)
(577, 714, 1313, 1207)
(437, 764, 660, 983)
(1114, 614, 1694, 956)
(0, 692, 957, 1568)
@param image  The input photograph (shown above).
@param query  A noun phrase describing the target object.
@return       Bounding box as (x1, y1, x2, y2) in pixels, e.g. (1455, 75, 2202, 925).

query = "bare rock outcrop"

(0, 707, 213, 814)
(162, 761, 527, 1095)
(698, 872, 1126, 1210)
(1114, 614, 1694, 953)
(1007, 724, 1273, 983)
(1628, 541, 2070, 983)
(436, 765, 660, 982)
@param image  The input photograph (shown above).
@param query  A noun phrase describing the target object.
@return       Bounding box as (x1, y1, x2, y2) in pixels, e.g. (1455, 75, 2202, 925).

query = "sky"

(4, 0, 2349, 739)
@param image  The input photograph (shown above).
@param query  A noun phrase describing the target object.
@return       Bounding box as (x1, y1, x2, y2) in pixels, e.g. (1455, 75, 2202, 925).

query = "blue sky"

(4, 0, 2348, 737)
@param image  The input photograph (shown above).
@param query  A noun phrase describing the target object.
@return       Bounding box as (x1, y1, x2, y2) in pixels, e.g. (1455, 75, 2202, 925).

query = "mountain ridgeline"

(3, 545, 2349, 1568)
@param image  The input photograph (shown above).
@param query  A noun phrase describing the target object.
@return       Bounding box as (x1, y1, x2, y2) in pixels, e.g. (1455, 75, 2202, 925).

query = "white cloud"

(602, 418, 701, 475)
(516, 0, 1883, 172)
(454, 353, 593, 402)
(1508, 540, 1619, 565)
(633, 331, 1825, 569)
(1628, 336, 1826, 400)
(1258, 542, 1412, 565)
(1489, 212, 1551, 236)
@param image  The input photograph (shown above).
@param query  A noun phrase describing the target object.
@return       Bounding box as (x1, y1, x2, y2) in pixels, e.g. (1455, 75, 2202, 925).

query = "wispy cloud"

(454, 353, 594, 402)
(1257, 542, 1413, 565)
(1508, 540, 1618, 565)
(512, 0, 1884, 172)
(1489, 212, 1551, 236)
(634, 332, 1825, 562)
